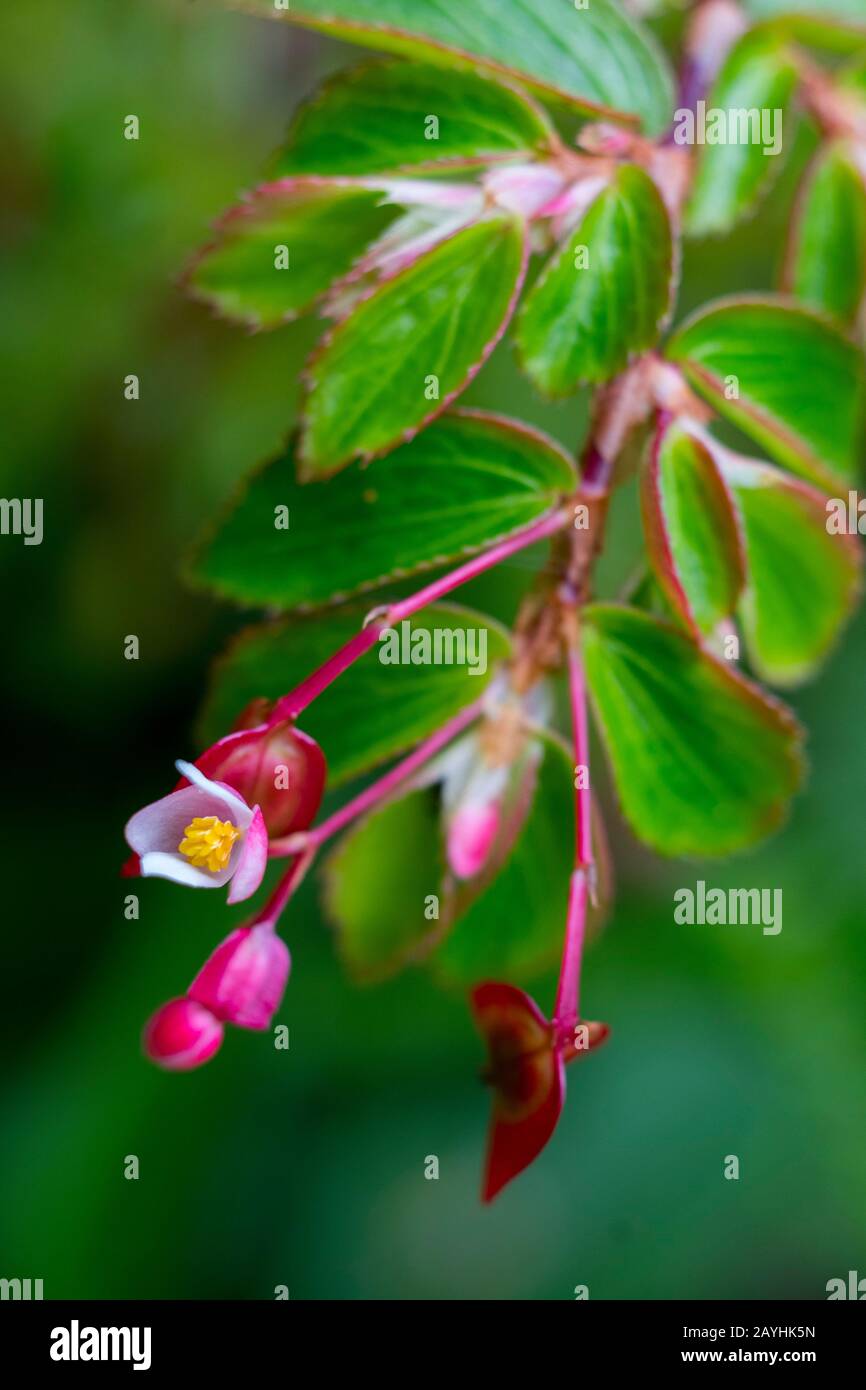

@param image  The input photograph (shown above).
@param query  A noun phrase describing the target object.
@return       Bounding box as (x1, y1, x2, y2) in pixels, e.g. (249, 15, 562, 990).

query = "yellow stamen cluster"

(178, 816, 241, 872)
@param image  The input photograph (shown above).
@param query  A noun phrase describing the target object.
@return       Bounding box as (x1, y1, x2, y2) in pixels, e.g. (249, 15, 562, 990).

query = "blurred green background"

(2, 0, 865, 1300)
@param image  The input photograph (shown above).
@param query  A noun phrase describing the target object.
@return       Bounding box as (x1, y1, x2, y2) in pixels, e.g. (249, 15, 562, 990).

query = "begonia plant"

(124, 0, 866, 1200)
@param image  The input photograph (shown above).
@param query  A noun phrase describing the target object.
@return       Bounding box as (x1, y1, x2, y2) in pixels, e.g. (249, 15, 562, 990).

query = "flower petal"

(189, 925, 290, 1030)
(471, 982, 564, 1203)
(447, 802, 501, 880)
(226, 807, 268, 904)
(483, 1051, 565, 1203)
(139, 851, 234, 889)
(126, 782, 248, 860)
(472, 981, 552, 1071)
(174, 759, 253, 826)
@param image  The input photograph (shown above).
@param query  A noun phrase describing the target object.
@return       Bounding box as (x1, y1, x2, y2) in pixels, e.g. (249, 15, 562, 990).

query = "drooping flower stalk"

(248, 845, 316, 930)
(545, 375, 637, 1033)
(568, 639, 593, 874)
(125, 503, 569, 895)
(274, 695, 487, 857)
(472, 640, 610, 1202)
(386, 507, 569, 623)
(553, 635, 593, 1035)
(270, 505, 570, 722)
(270, 622, 385, 724)
(470, 431, 622, 1200)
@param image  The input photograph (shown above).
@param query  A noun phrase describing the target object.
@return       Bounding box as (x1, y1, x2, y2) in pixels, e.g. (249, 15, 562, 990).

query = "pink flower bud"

(434, 691, 551, 886)
(439, 737, 513, 882)
(143, 998, 224, 1071)
(447, 802, 501, 881)
(188, 925, 290, 1030)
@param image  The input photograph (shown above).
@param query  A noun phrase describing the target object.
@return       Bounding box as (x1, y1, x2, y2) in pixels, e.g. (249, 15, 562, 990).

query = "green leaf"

(515, 164, 673, 395)
(784, 141, 866, 327)
(717, 454, 863, 687)
(323, 786, 446, 982)
(432, 736, 610, 987)
(684, 30, 798, 238)
(272, 60, 556, 176)
(837, 50, 866, 99)
(186, 178, 400, 329)
(189, 410, 574, 610)
(198, 603, 511, 787)
(300, 214, 527, 478)
(666, 296, 866, 490)
(581, 604, 804, 856)
(231, 0, 675, 136)
(640, 420, 745, 636)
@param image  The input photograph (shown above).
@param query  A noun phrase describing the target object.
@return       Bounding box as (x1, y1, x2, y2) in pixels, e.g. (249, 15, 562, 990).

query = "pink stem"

(269, 507, 569, 723)
(387, 507, 569, 623)
(553, 638, 594, 1029)
(554, 869, 588, 1031)
(568, 642, 593, 870)
(251, 848, 315, 932)
(271, 624, 383, 723)
(272, 695, 486, 856)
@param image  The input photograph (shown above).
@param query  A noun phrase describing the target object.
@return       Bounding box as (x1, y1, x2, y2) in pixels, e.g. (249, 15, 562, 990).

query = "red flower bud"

(194, 719, 326, 842)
